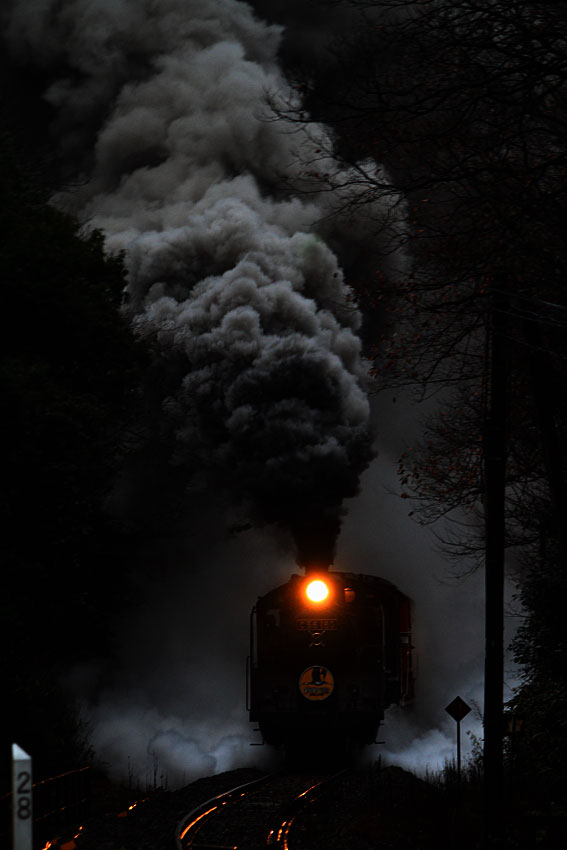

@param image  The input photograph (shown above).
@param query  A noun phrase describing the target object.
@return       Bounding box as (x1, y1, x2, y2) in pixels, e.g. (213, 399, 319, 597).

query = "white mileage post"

(12, 744, 32, 850)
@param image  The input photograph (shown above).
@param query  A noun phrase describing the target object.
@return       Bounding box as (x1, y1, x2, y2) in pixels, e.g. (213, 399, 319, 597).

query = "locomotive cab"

(247, 571, 414, 750)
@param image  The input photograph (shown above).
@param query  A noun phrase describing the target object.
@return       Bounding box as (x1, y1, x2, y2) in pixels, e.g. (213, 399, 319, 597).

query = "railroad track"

(175, 769, 350, 850)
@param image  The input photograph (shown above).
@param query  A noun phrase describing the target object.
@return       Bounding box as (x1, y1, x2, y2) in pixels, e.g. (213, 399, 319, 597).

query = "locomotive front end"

(247, 570, 414, 752)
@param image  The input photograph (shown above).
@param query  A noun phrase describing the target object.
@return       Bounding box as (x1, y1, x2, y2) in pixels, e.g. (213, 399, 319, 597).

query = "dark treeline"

(0, 125, 147, 786)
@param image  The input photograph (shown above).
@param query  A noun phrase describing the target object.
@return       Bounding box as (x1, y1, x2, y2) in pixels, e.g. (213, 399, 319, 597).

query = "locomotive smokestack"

(291, 512, 340, 572)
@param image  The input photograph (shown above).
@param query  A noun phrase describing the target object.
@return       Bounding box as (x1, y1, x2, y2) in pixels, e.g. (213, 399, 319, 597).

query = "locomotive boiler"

(247, 568, 414, 750)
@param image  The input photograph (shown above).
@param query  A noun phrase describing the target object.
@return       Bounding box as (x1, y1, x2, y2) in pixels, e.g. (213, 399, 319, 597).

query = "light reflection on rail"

(266, 770, 348, 848)
(177, 771, 346, 850)
(176, 775, 272, 849)
(179, 805, 219, 841)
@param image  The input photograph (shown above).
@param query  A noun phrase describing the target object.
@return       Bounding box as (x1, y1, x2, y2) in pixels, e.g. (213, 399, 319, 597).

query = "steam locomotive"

(247, 568, 414, 750)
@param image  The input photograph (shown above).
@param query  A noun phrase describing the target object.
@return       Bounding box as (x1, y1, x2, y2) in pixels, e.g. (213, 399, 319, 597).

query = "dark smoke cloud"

(3, 0, 402, 560)
(135, 230, 374, 558)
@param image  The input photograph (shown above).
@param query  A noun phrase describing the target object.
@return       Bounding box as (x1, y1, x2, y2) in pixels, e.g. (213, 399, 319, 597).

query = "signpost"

(446, 696, 471, 781)
(12, 744, 32, 850)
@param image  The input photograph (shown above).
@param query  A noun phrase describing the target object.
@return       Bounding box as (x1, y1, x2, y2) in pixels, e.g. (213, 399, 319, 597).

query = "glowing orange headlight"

(305, 579, 329, 603)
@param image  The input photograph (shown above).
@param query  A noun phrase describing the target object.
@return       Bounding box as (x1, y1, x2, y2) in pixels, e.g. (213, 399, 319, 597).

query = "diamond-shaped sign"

(445, 696, 471, 722)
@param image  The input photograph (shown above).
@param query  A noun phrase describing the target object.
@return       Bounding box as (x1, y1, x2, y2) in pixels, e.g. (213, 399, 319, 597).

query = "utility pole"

(483, 292, 507, 847)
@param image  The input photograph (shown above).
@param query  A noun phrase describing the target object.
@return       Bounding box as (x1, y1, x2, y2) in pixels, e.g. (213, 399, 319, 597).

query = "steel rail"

(175, 773, 274, 849)
(266, 769, 350, 849)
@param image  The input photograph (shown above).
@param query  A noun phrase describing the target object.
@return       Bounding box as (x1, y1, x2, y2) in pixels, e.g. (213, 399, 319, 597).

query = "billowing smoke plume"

(138, 231, 372, 564)
(2, 0, 401, 563)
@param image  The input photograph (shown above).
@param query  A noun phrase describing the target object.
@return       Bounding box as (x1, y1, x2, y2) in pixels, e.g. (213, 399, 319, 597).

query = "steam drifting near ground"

(65, 524, 289, 787)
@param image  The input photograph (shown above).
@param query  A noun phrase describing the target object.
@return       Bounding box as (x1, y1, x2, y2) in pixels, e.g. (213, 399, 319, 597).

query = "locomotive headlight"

(305, 579, 329, 603)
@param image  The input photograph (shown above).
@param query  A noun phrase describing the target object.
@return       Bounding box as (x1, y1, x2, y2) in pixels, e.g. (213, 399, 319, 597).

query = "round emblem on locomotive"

(298, 666, 335, 700)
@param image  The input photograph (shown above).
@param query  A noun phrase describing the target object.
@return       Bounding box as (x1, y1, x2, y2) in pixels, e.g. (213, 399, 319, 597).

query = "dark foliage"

(0, 139, 145, 783)
(508, 537, 567, 807)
